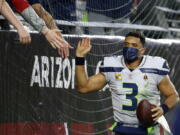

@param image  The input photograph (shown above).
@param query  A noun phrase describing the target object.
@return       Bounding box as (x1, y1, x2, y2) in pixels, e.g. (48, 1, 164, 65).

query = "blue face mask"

(123, 47, 139, 62)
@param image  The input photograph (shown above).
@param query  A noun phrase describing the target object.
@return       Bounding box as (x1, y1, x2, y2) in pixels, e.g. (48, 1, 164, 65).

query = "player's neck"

(125, 57, 143, 70)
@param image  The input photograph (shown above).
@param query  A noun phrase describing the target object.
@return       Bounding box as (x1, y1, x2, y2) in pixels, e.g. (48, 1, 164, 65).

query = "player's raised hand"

(76, 38, 91, 57)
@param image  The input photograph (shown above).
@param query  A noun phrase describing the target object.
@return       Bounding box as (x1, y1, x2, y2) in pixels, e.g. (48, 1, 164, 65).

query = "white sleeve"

(99, 59, 110, 83)
(156, 59, 170, 84)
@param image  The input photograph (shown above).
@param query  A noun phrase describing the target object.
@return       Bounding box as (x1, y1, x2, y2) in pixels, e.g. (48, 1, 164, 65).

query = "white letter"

(50, 57, 54, 87)
(63, 58, 71, 89)
(71, 59, 75, 89)
(64, 122, 69, 135)
(55, 57, 63, 88)
(30, 55, 42, 87)
(41, 56, 50, 87)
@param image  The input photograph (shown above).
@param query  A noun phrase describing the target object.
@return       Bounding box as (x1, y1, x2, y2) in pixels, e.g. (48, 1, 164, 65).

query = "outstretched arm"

(76, 38, 106, 93)
(31, 3, 58, 30)
(31, 3, 73, 57)
(0, 1, 31, 44)
(11, 0, 72, 57)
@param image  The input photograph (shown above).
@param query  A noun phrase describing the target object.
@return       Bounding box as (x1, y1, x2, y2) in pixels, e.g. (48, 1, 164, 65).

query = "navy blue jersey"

(28, 0, 40, 5)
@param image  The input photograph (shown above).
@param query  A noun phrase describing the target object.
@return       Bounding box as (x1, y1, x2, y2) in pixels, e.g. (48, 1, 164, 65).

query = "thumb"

(68, 44, 74, 49)
(54, 29, 62, 33)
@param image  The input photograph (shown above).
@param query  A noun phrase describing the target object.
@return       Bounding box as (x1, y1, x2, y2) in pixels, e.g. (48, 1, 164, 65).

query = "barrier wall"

(0, 31, 179, 135)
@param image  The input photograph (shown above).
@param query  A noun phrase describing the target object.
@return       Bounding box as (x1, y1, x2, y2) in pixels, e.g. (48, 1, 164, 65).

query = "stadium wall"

(0, 31, 179, 135)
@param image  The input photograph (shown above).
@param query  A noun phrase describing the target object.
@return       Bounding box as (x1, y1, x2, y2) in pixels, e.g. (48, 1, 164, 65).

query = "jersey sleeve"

(28, 0, 40, 5)
(11, 0, 30, 12)
(156, 57, 170, 84)
(99, 58, 110, 83)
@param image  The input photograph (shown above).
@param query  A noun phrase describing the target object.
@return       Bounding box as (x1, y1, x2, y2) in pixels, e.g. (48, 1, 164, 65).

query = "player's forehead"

(124, 36, 143, 47)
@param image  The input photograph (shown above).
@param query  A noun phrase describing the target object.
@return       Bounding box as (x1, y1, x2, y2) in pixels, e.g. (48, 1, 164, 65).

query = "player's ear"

(140, 48, 146, 55)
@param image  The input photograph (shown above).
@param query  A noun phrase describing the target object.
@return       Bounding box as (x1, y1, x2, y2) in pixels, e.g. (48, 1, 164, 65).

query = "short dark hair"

(125, 31, 146, 46)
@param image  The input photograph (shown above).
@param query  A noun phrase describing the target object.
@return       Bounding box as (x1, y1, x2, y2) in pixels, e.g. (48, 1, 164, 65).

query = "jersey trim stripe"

(99, 67, 124, 72)
(116, 111, 136, 117)
(139, 68, 169, 75)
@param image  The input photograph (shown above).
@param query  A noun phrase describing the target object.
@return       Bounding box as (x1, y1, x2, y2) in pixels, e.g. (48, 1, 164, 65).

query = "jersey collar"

(121, 55, 147, 69)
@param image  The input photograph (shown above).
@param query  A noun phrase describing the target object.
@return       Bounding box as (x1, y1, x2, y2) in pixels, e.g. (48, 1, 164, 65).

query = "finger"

(50, 43, 56, 49)
(61, 48, 66, 58)
(25, 37, 30, 44)
(153, 113, 161, 121)
(59, 48, 65, 58)
(53, 40, 63, 49)
(87, 38, 91, 47)
(66, 46, 69, 57)
(62, 40, 73, 49)
(152, 111, 160, 118)
(55, 34, 67, 44)
(19, 37, 23, 44)
(63, 48, 67, 58)
(26, 37, 30, 44)
(22, 38, 26, 44)
(63, 45, 69, 57)
(56, 37, 71, 49)
(48, 31, 63, 44)
(58, 29, 63, 34)
(89, 43, 92, 51)
(54, 29, 62, 33)
(24, 38, 28, 45)
(84, 38, 88, 48)
(86, 38, 90, 48)
(84, 38, 88, 47)
(153, 117, 159, 121)
(60, 47, 66, 58)
(21, 37, 25, 45)
(78, 40, 82, 47)
(62, 40, 71, 48)
(58, 32, 63, 38)
(87, 38, 92, 50)
(58, 48, 62, 56)
(28, 36, 32, 44)
(59, 48, 64, 58)
(68, 44, 74, 49)
(82, 38, 86, 47)
(151, 107, 159, 112)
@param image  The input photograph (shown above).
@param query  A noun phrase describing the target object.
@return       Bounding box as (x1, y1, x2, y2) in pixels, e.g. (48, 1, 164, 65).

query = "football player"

(75, 32, 179, 135)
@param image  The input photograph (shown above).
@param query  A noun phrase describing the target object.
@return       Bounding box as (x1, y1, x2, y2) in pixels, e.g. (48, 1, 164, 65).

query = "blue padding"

(99, 67, 124, 72)
(140, 68, 169, 75)
(113, 122, 147, 135)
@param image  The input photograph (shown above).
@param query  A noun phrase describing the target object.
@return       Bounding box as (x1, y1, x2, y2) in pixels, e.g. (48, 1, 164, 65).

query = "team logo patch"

(115, 73, 122, 80)
(144, 74, 148, 80)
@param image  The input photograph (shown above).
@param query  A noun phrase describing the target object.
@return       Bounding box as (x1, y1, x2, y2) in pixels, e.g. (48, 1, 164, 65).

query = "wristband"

(161, 104, 169, 114)
(76, 57, 85, 65)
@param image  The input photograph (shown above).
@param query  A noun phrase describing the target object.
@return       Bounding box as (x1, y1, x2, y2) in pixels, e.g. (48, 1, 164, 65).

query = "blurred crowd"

(1, 0, 180, 38)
